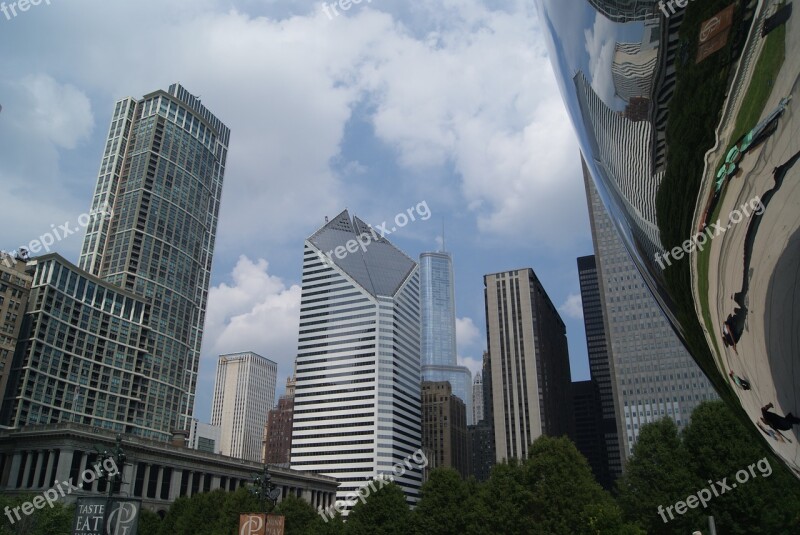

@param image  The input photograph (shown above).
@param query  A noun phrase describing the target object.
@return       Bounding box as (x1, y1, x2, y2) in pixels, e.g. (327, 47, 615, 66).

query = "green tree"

(616, 418, 701, 534)
(137, 507, 161, 535)
(212, 486, 264, 534)
(344, 481, 410, 535)
(273, 494, 320, 535)
(0, 494, 73, 535)
(521, 436, 642, 535)
(411, 468, 469, 535)
(682, 401, 800, 534)
(476, 459, 532, 535)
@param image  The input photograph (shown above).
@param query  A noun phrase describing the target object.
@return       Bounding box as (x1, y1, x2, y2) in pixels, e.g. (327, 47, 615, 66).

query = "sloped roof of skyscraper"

(307, 210, 417, 298)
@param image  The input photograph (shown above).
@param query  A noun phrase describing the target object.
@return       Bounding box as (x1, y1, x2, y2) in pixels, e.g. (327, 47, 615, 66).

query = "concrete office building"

(290, 211, 422, 509)
(572, 380, 608, 487)
(188, 419, 221, 454)
(211, 352, 277, 462)
(468, 352, 495, 481)
(421, 381, 469, 479)
(0, 258, 31, 402)
(484, 269, 572, 462)
(263, 375, 296, 465)
(472, 373, 484, 424)
(584, 167, 718, 458)
(419, 252, 473, 424)
(0, 424, 338, 514)
(577, 254, 623, 487)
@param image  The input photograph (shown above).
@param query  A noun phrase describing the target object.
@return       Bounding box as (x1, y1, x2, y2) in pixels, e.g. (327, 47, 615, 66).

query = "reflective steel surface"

(535, 0, 799, 475)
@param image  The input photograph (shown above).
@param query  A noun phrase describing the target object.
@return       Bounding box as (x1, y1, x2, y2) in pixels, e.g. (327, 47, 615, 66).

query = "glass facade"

(78, 84, 229, 437)
(419, 252, 473, 424)
(536, 0, 799, 476)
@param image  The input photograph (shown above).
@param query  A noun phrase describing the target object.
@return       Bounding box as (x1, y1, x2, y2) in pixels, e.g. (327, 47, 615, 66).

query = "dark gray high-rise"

(577, 255, 623, 487)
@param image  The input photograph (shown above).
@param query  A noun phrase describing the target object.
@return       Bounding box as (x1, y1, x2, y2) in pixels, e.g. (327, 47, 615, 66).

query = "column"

(5, 453, 22, 489)
(121, 462, 135, 497)
(168, 469, 183, 501)
(142, 464, 151, 498)
(31, 451, 45, 488)
(43, 450, 56, 488)
(20, 453, 33, 488)
(185, 471, 194, 497)
(155, 466, 164, 499)
(197, 473, 205, 493)
(55, 449, 75, 483)
(210, 475, 221, 491)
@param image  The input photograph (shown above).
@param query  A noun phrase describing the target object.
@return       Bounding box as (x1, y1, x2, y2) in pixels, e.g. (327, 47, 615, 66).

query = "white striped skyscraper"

(290, 211, 422, 510)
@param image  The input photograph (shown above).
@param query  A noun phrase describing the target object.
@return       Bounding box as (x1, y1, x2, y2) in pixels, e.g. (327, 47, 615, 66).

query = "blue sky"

(0, 0, 598, 422)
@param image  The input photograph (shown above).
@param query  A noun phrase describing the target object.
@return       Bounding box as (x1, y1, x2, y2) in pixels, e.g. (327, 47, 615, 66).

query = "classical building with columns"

(0, 423, 338, 515)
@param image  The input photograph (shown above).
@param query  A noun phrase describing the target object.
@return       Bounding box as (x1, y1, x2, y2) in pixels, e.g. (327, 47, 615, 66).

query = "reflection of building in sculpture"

(574, 71, 663, 259)
(586, 0, 660, 22)
(611, 41, 657, 103)
(583, 167, 718, 457)
(420, 252, 473, 424)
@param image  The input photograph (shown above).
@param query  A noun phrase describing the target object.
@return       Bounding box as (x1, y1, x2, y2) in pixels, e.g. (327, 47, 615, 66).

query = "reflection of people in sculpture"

(757, 421, 791, 443)
(729, 370, 750, 390)
(761, 403, 800, 431)
(722, 322, 738, 354)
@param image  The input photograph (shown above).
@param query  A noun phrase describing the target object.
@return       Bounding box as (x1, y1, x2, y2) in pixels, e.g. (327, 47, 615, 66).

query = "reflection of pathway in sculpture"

(728, 149, 800, 340)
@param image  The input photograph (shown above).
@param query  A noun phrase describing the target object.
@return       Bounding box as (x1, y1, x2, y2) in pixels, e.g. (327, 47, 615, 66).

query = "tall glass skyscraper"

(78, 84, 229, 434)
(290, 211, 422, 510)
(419, 252, 473, 424)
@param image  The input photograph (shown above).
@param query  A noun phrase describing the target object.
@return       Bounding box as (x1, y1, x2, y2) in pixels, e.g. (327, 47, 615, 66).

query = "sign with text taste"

(239, 513, 285, 535)
(73, 497, 141, 535)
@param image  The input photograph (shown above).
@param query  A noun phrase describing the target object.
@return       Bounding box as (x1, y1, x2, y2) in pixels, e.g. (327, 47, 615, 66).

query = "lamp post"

(251, 465, 281, 513)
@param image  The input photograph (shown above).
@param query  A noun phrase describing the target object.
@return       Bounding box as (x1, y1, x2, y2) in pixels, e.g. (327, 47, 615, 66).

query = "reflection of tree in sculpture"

(701, 97, 792, 231)
(726, 149, 800, 341)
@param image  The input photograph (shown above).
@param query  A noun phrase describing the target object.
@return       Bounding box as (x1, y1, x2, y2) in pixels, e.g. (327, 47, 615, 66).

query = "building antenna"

(441, 218, 446, 252)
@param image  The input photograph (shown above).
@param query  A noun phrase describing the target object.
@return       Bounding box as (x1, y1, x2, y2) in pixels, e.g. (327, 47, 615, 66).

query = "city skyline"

(0, 1, 597, 423)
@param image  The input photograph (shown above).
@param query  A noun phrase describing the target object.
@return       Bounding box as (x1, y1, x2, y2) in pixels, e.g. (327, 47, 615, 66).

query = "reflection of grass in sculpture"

(654, 0, 746, 402)
(697, 21, 786, 366)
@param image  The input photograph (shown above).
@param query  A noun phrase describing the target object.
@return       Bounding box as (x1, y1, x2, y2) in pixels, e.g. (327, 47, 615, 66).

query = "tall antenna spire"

(441, 218, 446, 252)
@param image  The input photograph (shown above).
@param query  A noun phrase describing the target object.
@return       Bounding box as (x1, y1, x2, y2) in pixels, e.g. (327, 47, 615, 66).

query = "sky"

(0, 0, 598, 423)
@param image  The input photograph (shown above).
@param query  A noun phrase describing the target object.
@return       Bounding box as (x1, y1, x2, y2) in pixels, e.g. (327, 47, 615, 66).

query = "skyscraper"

(290, 211, 422, 509)
(472, 373, 484, 424)
(211, 351, 277, 462)
(584, 165, 717, 457)
(577, 254, 623, 486)
(572, 380, 607, 486)
(421, 381, 469, 478)
(263, 375, 296, 465)
(79, 84, 229, 432)
(484, 269, 572, 462)
(419, 252, 473, 424)
(2, 85, 228, 440)
(468, 351, 495, 481)
(0, 258, 31, 402)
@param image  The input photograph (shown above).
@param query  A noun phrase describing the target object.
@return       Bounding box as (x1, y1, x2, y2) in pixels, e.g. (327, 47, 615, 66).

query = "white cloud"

(20, 74, 94, 149)
(558, 293, 584, 320)
(456, 316, 481, 349)
(198, 256, 302, 407)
